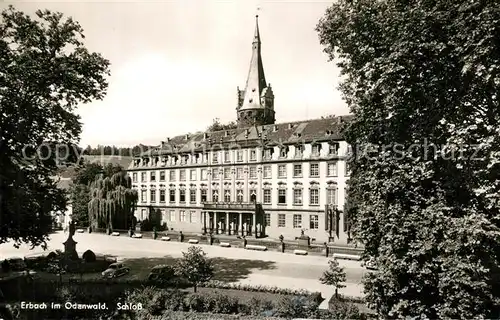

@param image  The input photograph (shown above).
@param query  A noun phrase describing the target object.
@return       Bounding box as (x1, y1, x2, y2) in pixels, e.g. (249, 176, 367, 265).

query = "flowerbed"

(198, 280, 318, 297)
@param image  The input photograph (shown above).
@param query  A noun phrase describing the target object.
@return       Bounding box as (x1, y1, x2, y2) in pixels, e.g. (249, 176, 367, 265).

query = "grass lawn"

(30, 255, 277, 284)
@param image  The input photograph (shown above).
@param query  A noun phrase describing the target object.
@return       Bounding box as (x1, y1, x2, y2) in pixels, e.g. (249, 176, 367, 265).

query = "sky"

(3, 0, 348, 147)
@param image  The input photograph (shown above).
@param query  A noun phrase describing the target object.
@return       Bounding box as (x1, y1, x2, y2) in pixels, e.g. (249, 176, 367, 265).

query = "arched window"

(237, 190, 244, 202)
(250, 190, 257, 202)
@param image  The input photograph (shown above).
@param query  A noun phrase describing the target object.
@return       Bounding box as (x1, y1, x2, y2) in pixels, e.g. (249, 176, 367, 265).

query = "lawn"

(29, 255, 277, 284)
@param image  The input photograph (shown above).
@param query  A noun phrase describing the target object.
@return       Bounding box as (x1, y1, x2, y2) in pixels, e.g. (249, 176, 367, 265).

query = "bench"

(220, 242, 231, 248)
(161, 236, 171, 241)
(111, 232, 120, 236)
(332, 253, 361, 261)
(132, 234, 142, 238)
(294, 249, 308, 256)
(245, 245, 267, 251)
(188, 239, 199, 244)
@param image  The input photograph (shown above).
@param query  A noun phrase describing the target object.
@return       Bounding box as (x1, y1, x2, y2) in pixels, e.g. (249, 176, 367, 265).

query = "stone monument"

(297, 229, 310, 248)
(63, 221, 78, 260)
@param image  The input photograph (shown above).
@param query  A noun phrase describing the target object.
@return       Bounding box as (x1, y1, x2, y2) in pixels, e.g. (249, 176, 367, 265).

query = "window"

(263, 166, 271, 178)
(309, 215, 319, 229)
(278, 165, 287, 178)
(249, 190, 257, 202)
(295, 145, 303, 158)
(190, 189, 196, 203)
(293, 214, 302, 228)
(141, 190, 146, 203)
(179, 189, 186, 203)
(190, 169, 197, 181)
(236, 151, 243, 162)
(293, 189, 303, 205)
(327, 187, 337, 206)
(180, 210, 186, 222)
(327, 162, 338, 176)
(278, 189, 286, 204)
(150, 171, 156, 181)
(224, 168, 231, 180)
(161, 209, 167, 223)
(180, 170, 186, 181)
(224, 190, 231, 202)
(263, 189, 271, 204)
(312, 144, 321, 156)
(201, 189, 207, 202)
(190, 211, 197, 223)
(159, 171, 165, 181)
(265, 214, 271, 227)
(212, 190, 219, 202)
(293, 164, 302, 177)
(329, 143, 338, 155)
(310, 163, 319, 177)
(236, 168, 244, 180)
(169, 189, 175, 203)
(132, 173, 137, 183)
(169, 210, 176, 222)
(249, 167, 257, 179)
(150, 189, 156, 203)
(224, 151, 230, 163)
(160, 189, 166, 202)
(278, 214, 286, 227)
(212, 169, 220, 180)
(250, 149, 257, 161)
(279, 147, 288, 158)
(309, 189, 319, 205)
(201, 169, 207, 181)
(169, 170, 175, 181)
(212, 152, 218, 164)
(237, 190, 244, 202)
(141, 172, 146, 182)
(264, 149, 272, 160)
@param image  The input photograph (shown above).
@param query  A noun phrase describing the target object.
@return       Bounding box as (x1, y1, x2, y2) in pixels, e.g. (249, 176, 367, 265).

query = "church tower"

(237, 15, 275, 127)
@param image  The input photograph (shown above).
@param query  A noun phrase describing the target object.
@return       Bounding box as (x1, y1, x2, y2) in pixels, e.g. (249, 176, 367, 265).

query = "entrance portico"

(202, 202, 265, 237)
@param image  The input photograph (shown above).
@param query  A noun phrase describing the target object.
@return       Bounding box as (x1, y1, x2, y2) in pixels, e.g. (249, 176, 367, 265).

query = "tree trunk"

(335, 288, 338, 298)
(193, 284, 197, 293)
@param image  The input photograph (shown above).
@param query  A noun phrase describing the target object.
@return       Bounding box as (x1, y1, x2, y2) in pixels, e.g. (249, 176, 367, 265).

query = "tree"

(174, 246, 214, 293)
(207, 118, 237, 132)
(319, 259, 346, 298)
(0, 6, 110, 248)
(88, 168, 138, 232)
(69, 162, 103, 227)
(317, 1, 500, 318)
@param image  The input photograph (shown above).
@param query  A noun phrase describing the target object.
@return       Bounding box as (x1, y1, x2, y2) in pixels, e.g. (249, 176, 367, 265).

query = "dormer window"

(312, 144, 322, 156)
(329, 143, 339, 156)
(279, 146, 289, 159)
(264, 148, 273, 160)
(295, 145, 303, 158)
(212, 152, 218, 164)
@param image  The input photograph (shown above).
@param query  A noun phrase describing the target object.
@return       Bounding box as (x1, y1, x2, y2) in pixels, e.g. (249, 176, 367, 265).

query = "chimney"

(186, 134, 190, 140)
(204, 133, 209, 140)
(273, 125, 278, 132)
(166, 137, 171, 143)
(288, 123, 294, 129)
(161, 141, 165, 148)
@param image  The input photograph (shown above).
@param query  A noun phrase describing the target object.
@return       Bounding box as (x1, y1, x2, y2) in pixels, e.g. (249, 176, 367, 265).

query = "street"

(0, 232, 366, 306)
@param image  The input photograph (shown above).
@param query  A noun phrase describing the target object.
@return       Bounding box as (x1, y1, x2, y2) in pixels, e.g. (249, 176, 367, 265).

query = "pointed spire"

(240, 15, 267, 110)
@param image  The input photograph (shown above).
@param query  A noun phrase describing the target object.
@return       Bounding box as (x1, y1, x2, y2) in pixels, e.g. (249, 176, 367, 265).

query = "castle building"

(127, 16, 352, 244)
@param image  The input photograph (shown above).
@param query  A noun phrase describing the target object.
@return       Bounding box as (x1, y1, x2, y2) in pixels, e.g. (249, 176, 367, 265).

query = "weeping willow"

(88, 171, 138, 231)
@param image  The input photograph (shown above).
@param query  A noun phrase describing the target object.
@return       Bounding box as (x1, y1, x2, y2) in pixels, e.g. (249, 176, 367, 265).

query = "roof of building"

(137, 115, 352, 158)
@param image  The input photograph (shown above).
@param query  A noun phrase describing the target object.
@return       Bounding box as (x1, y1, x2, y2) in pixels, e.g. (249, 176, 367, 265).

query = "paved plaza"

(0, 232, 366, 308)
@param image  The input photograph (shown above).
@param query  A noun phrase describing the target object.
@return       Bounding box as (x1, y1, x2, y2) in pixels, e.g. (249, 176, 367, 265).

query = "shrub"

(274, 296, 306, 319)
(148, 290, 169, 315)
(211, 292, 238, 314)
(245, 297, 274, 316)
(327, 299, 361, 319)
(82, 250, 96, 262)
(165, 290, 186, 311)
(185, 293, 205, 312)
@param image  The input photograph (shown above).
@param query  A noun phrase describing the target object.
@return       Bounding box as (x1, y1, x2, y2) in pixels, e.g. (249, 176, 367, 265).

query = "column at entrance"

(239, 212, 243, 236)
(214, 211, 218, 234)
(226, 212, 230, 235)
(203, 212, 207, 234)
(253, 214, 257, 238)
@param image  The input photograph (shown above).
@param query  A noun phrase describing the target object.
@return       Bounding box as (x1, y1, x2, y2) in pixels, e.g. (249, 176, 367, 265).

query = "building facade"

(127, 16, 352, 244)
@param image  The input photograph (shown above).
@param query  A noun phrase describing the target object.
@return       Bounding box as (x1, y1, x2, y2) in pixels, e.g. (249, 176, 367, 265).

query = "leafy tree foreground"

(0, 6, 110, 248)
(317, 0, 500, 319)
